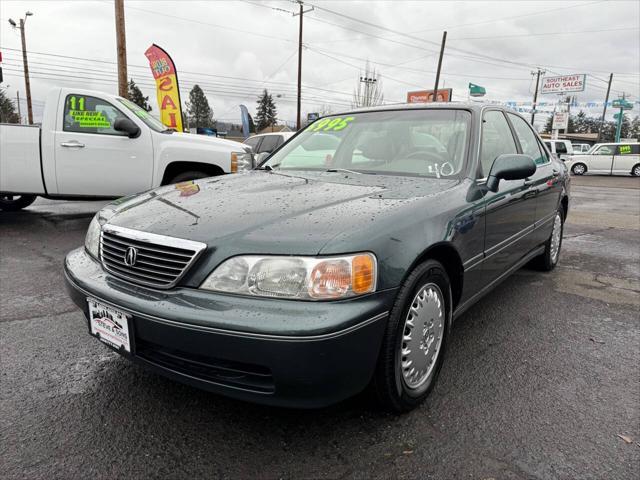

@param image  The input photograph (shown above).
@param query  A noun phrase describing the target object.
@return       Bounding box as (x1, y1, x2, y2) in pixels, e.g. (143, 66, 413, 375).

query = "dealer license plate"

(87, 298, 131, 353)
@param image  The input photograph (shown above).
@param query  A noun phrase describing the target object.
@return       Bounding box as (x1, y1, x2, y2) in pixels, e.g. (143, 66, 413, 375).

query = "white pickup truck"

(0, 87, 253, 211)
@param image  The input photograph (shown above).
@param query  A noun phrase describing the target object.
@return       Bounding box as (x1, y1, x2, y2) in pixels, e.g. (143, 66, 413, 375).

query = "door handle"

(524, 179, 535, 186)
(60, 141, 85, 148)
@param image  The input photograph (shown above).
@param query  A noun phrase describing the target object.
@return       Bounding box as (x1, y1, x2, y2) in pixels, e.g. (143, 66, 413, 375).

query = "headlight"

(230, 151, 253, 173)
(200, 253, 377, 300)
(85, 214, 101, 259)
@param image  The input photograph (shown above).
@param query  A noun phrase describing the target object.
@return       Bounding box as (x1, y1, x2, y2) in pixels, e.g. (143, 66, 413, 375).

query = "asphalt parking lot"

(1, 176, 639, 479)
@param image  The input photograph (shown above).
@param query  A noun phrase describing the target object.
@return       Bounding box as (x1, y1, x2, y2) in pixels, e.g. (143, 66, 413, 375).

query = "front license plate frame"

(87, 297, 133, 353)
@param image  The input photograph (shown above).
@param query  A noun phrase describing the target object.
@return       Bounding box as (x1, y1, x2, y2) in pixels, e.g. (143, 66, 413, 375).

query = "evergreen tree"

(0, 89, 21, 123)
(186, 85, 215, 128)
(255, 89, 277, 131)
(629, 115, 640, 140)
(543, 114, 553, 134)
(127, 79, 152, 111)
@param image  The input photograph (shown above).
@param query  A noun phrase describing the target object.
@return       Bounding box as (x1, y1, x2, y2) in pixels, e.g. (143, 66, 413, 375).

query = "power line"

(451, 26, 638, 40)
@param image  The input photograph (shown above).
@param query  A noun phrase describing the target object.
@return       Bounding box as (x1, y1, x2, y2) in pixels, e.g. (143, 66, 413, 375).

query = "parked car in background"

(572, 143, 592, 153)
(0, 87, 253, 211)
(543, 139, 574, 161)
(65, 104, 569, 412)
(567, 142, 640, 176)
(243, 132, 295, 158)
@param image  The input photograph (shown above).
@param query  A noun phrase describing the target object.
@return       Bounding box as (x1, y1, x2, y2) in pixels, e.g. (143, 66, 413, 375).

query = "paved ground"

(1, 176, 639, 479)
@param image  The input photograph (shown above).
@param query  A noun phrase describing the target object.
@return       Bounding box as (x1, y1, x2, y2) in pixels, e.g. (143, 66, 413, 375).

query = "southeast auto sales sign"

(541, 74, 586, 94)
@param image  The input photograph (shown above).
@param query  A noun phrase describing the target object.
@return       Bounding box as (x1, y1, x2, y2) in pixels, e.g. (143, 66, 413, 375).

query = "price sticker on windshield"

(309, 116, 354, 132)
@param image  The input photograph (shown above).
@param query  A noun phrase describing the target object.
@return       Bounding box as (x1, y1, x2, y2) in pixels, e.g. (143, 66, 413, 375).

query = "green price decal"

(619, 145, 631, 155)
(68, 96, 86, 111)
(309, 116, 354, 132)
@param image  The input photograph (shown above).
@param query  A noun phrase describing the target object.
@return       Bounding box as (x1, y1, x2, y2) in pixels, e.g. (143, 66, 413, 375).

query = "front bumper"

(64, 247, 396, 408)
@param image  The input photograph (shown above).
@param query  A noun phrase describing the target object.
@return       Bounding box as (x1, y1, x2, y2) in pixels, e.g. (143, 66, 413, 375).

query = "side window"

(616, 144, 639, 155)
(594, 145, 615, 155)
(544, 141, 553, 152)
(555, 142, 568, 154)
(480, 110, 518, 177)
(257, 135, 280, 153)
(508, 113, 547, 165)
(244, 136, 261, 151)
(63, 95, 128, 136)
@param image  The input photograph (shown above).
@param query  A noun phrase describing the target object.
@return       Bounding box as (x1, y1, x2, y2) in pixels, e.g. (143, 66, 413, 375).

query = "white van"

(567, 143, 640, 176)
(543, 139, 574, 161)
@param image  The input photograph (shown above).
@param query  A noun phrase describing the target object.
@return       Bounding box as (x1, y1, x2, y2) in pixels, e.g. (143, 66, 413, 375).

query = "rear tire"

(632, 164, 640, 177)
(571, 163, 587, 175)
(374, 259, 452, 413)
(169, 171, 210, 184)
(532, 207, 564, 271)
(0, 194, 37, 212)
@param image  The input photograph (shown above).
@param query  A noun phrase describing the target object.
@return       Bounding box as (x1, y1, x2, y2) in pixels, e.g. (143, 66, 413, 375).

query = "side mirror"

(486, 154, 537, 192)
(114, 117, 141, 138)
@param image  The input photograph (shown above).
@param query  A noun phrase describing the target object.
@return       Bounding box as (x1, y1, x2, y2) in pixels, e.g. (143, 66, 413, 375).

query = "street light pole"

(597, 73, 613, 142)
(9, 12, 34, 124)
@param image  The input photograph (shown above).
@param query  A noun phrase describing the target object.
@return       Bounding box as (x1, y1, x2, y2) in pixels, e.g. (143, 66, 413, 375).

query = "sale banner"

(144, 44, 184, 131)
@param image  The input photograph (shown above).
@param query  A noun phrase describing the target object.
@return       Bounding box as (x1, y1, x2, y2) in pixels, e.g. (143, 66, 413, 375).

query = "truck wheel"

(169, 171, 210, 184)
(374, 259, 452, 413)
(0, 194, 37, 212)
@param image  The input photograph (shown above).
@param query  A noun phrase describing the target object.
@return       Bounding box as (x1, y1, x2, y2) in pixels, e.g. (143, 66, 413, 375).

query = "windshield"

(264, 109, 471, 178)
(117, 98, 167, 132)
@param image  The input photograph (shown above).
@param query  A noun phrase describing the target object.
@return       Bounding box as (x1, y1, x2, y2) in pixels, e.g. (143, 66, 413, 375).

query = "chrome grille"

(100, 225, 206, 289)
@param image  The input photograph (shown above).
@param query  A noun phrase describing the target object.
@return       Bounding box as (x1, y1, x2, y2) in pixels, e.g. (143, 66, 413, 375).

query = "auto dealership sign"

(541, 74, 586, 94)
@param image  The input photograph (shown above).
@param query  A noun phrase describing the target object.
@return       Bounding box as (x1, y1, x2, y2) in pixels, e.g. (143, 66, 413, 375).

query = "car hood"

(170, 132, 248, 151)
(103, 170, 457, 255)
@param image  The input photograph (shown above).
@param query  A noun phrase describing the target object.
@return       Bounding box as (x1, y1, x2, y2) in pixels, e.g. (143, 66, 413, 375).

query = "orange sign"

(406, 89, 453, 103)
(144, 44, 184, 131)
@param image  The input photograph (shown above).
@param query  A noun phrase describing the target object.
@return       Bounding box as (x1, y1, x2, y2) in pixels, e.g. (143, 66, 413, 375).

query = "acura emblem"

(124, 247, 138, 266)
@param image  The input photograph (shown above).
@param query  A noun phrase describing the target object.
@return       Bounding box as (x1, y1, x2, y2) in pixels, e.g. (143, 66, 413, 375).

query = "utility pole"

(8, 12, 34, 124)
(530, 68, 545, 125)
(293, 1, 313, 130)
(114, 0, 128, 98)
(432, 31, 447, 102)
(16, 91, 21, 124)
(597, 73, 613, 142)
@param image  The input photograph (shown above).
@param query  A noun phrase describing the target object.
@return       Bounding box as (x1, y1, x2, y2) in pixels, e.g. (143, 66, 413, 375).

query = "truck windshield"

(263, 109, 471, 178)
(117, 98, 168, 133)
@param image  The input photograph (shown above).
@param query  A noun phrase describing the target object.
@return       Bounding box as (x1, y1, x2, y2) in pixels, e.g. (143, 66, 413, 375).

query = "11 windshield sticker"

(68, 96, 111, 129)
(309, 116, 354, 132)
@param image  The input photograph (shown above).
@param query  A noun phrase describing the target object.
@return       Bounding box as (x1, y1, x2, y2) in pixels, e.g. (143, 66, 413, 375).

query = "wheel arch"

(405, 242, 464, 310)
(161, 161, 225, 185)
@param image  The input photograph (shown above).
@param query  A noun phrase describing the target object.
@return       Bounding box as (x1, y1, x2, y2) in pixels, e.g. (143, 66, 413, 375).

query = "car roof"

(329, 101, 490, 117)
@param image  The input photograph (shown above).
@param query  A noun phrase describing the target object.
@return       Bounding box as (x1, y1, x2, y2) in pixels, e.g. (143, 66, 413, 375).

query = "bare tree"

(352, 61, 384, 108)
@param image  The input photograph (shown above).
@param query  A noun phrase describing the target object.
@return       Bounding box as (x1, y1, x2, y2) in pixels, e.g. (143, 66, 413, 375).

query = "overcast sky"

(1, 0, 639, 129)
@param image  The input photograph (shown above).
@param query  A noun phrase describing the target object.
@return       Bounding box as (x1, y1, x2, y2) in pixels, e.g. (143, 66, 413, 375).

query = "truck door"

(54, 93, 153, 196)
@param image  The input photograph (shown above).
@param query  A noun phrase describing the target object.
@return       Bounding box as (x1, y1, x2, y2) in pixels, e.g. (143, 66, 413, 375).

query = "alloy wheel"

(399, 283, 445, 392)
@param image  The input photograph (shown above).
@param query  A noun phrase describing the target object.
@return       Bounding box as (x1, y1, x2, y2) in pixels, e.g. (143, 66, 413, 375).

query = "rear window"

(617, 144, 640, 155)
(555, 142, 568, 154)
(264, 109, 471, 179)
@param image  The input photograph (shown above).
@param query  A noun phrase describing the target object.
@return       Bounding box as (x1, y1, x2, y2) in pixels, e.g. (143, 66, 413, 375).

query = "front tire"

(571, 163, 587, 175)
(0, 194, 37, 212)
(632, 164, 640, 177)
(374, 260, 452, 413)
